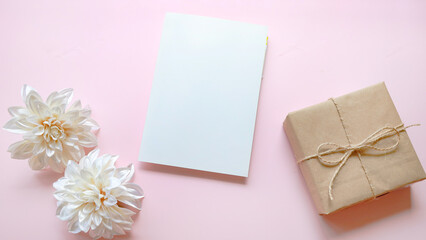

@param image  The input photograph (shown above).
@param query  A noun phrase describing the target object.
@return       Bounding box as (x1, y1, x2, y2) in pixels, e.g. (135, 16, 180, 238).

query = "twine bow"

(298, 123, 419, 200)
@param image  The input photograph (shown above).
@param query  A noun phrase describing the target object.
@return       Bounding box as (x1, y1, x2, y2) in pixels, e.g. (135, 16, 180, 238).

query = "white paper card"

(139, 13, 267, 177)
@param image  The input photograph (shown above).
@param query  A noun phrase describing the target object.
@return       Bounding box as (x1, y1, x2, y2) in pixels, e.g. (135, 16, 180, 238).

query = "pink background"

(1, 1, 426, 239)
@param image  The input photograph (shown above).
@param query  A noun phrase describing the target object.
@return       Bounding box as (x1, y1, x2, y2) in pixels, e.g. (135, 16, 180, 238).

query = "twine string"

(297, 98, 419, 200)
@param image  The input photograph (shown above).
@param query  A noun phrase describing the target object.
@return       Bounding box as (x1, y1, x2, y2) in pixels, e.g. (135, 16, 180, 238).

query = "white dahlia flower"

(53, 149, 144, 239)
(3, 85, 99, 172)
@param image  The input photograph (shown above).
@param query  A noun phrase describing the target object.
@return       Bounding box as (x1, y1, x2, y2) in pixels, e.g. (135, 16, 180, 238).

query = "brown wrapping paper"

(283, 82, 426, 214)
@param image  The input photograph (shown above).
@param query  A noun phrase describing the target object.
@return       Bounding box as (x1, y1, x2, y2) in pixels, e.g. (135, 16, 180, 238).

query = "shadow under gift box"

(283, 82, 426, 215)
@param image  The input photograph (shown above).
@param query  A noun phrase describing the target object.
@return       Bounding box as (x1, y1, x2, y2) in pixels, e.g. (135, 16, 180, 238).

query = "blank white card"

(139, 13, 268, 177)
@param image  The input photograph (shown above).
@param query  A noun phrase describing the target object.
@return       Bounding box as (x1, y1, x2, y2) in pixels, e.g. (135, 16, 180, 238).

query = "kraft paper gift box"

(283, 82, 426, 214)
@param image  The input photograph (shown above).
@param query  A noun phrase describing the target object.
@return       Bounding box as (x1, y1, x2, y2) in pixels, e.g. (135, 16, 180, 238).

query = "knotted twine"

(298, 98, 419, 200)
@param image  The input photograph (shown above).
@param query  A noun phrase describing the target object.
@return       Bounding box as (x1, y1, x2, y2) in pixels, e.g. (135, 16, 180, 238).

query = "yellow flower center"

(42, 117, 66, 142)
(99, 189, 106, 204)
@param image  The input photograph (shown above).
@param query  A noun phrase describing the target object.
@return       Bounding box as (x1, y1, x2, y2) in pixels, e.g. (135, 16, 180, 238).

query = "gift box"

(283, 82, 426, 214)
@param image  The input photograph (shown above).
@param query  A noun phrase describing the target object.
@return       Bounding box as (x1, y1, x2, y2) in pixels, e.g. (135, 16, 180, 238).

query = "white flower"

(53, 149, 144, 239)
(3, 85, 99, 172)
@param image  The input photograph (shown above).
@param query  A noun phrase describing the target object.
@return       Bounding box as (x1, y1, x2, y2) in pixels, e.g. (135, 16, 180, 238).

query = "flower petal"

(63, 110, 80, 122)
(64, 145, 84, 162)
(115, 164, 134, 183)
(65, 160, 81, 179)
(84, 118, 100, 130)
(98, 154, 117, 170)
(48, 140, 63, 152)
(21, 85, 41, 103)
(111, 222, 126, 235)
(46, 91, 58, 106)
(83, 203, 95, 214)
(58, 88, 74, 105)
(80, 107, 91, 118)
(64, 133, 78, 145)
(7, 140, 34, 159)
(87, 149, 100, 161)
(46, 146, 55, 157)
(68, 216, 82, 234)
(102, 219, 113, 231)
(103, 195, 117, 207)
(68, 100, 82, 111)
(28, 99, 51, 118)
(47, 89, 73, 112)
(32, 125, 44, 135)
(118, 198, 142, 210)
(53, 177, 69, 191)
(105, 177, 121, 191)
(77, 132, 97, 147)
(124, 183, 144, 198)
(28, 154, 47, 170)
(92, 212, 102, 227)
(3, 118, 28, 134)
(32, 142, 46, 155)
(58, 204, 78, 221)
(89, 225, 105, 239)
(49, 154, 65, 173)
(8, 106, 29, 117)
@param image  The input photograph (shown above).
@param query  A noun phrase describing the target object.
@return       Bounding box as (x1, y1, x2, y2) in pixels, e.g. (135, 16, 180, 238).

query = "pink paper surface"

(1, 1, 426, 240)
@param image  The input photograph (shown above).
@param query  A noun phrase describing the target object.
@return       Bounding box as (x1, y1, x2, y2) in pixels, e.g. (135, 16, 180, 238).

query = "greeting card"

(139, 13, 268, 177)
